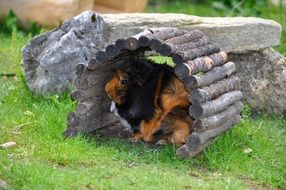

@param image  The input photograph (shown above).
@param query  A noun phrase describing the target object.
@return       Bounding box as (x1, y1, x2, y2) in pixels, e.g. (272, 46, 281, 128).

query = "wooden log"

(189, 90, 243, 118)
(125, 29, 153, 51)
(65, 112, 121, 137)
(76, 97, 110, 115)
(184, 62, 236, 90)
(74, 72, 113, 90)
(97, 123, 133, 138)
(150, 38, 164, 52)
(172, 44, 220, 65)
(188, 75, 240, 103)
(138, 28, 181, 48)
(138, 35, 151, 47)
(174, 51, 227, 80)
(152, 28, 185, 40)
(115, 38, 126, 50)
(71, 84, 108, 102)
(161, 35, 210, 56)
(187, 115, 241, 151)
(76, 63, 86, 76)
(87, 59, 101, 70)
(176, 140, 213, 158)
(176, 144, 191, 159)
(174, 51, 228, 80)
(74, 56, 132, 90)
(193, 101, 243, 133)
(177, 36, 209, 51)
(105, 44, 118, 57)
(148, 28, 187, 52)
(67, 112, 79, 127)
(165, 30, 203, 45)
(125, 37, 139, 51)
(95, 50, 107, 62)
(158, 43, 175, 56)
(67, 100, 114, 128)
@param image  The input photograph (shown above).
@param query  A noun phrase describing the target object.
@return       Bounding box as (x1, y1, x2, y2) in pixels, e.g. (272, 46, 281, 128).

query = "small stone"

(243, 148, 253, 154)
(0, 141, 16, 149)
(7, 154, 14, 159)
(156, 139, 167, 146)
(0, 179, 7, 189)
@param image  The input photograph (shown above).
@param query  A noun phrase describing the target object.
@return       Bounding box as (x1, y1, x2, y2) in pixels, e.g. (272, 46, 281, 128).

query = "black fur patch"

(116, 57, 176, 132)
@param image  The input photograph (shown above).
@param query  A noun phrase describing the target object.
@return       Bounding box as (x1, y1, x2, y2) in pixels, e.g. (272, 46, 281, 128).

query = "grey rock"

(0, 179, 7, 189)
(229, 48, 286, 115)
(23, 12, 105, 95)
(188, 17, 282, 52)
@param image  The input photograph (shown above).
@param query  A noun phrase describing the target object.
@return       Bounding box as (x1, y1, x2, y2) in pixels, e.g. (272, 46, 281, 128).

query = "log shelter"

(65, 28, 243, 158)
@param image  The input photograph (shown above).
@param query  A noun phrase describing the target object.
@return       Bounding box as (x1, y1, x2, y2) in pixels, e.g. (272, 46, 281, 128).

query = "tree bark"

(64, 112, 121, 137)
(186, 115, 241, 151)
(105, 44, 119, 57)
(150, 38, 164, 52)
(164, 30, 203, 44)
(87, 59, 101, 70)
(115, 38, 126, 50)
(76, 63, 86, 76)
(193, 101, 243, 133)
(75, 97, 110, 116)
(174, 51, 227, 80)
(188, 75, 240, 103)
(176, 144, 191, 159)
(172, 44, 220, 65)
(189, 90, 243, 118)
(184, 62, 236, 90)
(152, 28, 185, 40)
(71, 84, 109, 102)
(158, 36, 209, 56)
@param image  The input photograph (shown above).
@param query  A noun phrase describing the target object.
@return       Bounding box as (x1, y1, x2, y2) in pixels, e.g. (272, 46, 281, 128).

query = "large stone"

(22, 11, 285, 114)
(229, 48, 286, 115)
(188, 17, 282, 52)
(22, 12, 105, 94)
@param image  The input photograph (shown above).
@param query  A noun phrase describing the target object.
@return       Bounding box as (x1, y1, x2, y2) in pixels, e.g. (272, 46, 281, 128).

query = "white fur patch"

(110, 101, 131, 130)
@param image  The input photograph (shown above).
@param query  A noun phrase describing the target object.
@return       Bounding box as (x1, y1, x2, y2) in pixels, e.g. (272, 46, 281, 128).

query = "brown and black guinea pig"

(105, 57, 193, 145)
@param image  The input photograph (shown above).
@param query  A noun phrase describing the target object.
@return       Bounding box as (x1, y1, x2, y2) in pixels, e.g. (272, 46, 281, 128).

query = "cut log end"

(174, 64, 189, 80)
(125, 37, 139, 51)
(95, 50, 107, 62)
(105, 44, 118, 57)
(76, 63, 86, 76)
(172, 53, 184, 65)
(176, 144, 191, 159)
(189, 104, 204, 119)
(187, 134, 202, 151)
(87, 59, 98, 70)
(159, 43, 173, 56)
(115, 38, 126, 50)
(138, 36, 151, 47)
(70, 89, 84, 101)
(150, 39, 163, 51)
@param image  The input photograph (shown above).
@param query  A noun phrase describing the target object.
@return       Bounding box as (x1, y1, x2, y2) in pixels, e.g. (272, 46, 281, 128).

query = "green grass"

(1, 3, 286, 189)
(0, 33, 286, 190)
(146, 0, 286, 56)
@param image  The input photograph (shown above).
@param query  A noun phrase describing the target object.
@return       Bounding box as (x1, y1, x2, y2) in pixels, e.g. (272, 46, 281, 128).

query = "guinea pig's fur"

(105, 57, 192, 145)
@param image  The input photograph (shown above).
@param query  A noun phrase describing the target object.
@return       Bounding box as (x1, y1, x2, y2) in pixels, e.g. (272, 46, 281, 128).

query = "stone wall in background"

(22, 11, 286, 115)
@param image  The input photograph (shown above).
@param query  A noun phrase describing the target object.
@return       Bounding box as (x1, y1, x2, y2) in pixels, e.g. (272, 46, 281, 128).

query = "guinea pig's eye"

(121, 79, 128, 85)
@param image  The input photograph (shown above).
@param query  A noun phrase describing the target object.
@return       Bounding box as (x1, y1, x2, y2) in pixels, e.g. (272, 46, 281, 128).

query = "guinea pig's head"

(105, 69, 130, 105)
